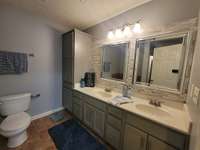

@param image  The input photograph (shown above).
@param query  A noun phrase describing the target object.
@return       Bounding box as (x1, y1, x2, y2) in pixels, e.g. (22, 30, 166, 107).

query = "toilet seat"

(0, 112, 31, 132)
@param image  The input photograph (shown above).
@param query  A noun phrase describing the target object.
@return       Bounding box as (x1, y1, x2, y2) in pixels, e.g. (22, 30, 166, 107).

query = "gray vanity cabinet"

(94, 109, 105, 137)
(83, 98, 105, 138)
(62, 30, 74, 89)
(148, 136, 177, 150)
(63, 30, 74, 58)
(62, 29, 92, 112)
(71, 91, 188, 150)
(72, 96, 83, 120)
(63, 88, 72, 112)
(125, 113, 186, 150)
(62, 30, 74, 112)
(105, 105, 124, 150)
(123, 124, 147, 150)
(84, 103, 95, 128)
(105, 124, 121, 150)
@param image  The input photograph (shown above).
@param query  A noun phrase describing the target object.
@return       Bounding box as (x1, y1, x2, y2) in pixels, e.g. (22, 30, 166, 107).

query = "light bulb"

(133, 22, 142, 33)
(123, 26, 132, 37)
(107, 31, 114, 39)
(115, 29, 124, 38)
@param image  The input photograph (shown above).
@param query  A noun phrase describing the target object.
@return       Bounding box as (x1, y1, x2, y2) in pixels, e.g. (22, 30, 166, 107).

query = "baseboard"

(31, 107, 64, 121)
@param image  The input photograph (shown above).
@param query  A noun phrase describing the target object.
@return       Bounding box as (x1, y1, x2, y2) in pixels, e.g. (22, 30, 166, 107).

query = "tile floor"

(0, 111, 111, 150)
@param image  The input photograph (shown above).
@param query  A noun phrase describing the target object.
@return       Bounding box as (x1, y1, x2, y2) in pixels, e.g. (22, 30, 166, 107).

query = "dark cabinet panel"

(63, 58, 74, 86)
(84, 103, 95, 128)
(62, 30, 74, 110)
(123, 124, 147, 150)
(148, 136, 177, 150)
(63, 88, 72, 112)
(105, 124, 121, 150)
(94, 109, 105, 137)
(62, 31, 74, 58)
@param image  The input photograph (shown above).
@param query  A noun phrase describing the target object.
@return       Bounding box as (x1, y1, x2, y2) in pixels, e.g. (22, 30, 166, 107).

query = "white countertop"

(74, 86, 192, 135)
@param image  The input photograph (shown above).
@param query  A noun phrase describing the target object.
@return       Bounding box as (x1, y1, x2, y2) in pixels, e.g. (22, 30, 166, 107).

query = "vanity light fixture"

(107, 20, 142, 39)
(108, 31, 114, 39)
(115, 29, 124, 38)
(133, 21, 142, 33)
(123, 26, 132, 37)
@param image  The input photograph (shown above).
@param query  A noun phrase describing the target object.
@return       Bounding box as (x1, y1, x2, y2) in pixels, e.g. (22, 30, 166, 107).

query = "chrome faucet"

(149, 99, 163, 107)
(122, 84, 132, 98)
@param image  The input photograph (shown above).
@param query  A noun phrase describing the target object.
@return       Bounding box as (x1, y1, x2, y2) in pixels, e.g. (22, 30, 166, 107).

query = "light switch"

(193, 86, 200, 105)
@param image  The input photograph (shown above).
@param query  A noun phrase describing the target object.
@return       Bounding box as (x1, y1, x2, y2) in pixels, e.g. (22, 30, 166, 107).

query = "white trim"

(31, 107, 64, 121)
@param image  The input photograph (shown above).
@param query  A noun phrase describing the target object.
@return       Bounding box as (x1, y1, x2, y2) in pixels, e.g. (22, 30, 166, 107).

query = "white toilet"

(0, 93, 31, 148)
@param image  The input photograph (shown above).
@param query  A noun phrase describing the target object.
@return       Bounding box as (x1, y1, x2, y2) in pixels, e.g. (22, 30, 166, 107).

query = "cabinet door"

(62, 31, 74, 58)
(94, 109, 105, 137)
(105, 124, 121, 150)
(63, 58, 73, 87)
(148, 136, 177, 150)
(63, 88, 72, 112)
(124, 124, 147, 150)
(84, 103, 95, 128)
(72, 102, 82, 120)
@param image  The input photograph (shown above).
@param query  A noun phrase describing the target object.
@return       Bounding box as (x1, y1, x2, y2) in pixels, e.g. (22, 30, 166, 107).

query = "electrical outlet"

(193, 86, 200, 105)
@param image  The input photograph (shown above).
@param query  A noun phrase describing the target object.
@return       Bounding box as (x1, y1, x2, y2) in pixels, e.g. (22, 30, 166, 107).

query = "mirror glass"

(134, 34, 187, 91)
(101, 42, 128, 81)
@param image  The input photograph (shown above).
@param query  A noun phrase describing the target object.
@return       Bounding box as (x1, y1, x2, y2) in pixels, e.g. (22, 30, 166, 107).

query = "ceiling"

(0, 0, 152, 30)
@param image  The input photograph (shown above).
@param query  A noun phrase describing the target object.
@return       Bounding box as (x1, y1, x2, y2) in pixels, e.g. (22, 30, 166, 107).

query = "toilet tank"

(0, 93, 31, 116)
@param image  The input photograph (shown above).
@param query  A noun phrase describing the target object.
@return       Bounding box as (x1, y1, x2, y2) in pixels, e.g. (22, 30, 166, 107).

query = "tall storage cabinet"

(62, 29, 93, 112)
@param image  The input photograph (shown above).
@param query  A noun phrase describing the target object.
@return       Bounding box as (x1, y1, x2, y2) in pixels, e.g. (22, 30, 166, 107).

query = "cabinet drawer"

(85, 96, 106, 111)
(108, 105, 123, 119)
(73, 91, 85, 99)
(105, 124, 121, 150)
(107, 114, 122, 130)
(126, 113, 186, 150)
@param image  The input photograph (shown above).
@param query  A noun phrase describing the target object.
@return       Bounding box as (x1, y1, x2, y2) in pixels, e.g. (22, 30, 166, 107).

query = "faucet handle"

(156, 101, 165, 107)
(149, 99, 155, 105)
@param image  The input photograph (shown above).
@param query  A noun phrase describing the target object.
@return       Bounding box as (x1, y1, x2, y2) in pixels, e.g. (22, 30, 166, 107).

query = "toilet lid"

(0, 112, 31, 132)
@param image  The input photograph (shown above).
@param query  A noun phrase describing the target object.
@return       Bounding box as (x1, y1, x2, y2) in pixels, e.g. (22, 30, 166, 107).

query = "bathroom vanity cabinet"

(71, 90, 189, 150)
(62, 29, 92, 111)
(72, 91, 106, 137)
(105, 105, 124, 150)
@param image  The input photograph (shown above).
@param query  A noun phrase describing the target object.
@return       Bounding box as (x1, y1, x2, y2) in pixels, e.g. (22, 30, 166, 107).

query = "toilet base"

(8, 131, 28, 148)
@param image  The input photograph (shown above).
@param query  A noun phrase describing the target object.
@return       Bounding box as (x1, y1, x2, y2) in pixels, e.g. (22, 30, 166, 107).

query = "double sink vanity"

(69, 86, 191, 150)
(62, 29, 196, 150)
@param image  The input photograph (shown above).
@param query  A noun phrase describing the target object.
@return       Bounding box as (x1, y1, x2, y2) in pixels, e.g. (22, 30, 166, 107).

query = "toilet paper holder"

(31, 94, 40, 99)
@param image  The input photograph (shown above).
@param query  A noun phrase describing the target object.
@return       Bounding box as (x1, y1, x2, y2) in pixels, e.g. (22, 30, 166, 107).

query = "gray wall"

(0, 5, 62, 116)
(86, 0, 200, 39)
(187, 11, 200, 150)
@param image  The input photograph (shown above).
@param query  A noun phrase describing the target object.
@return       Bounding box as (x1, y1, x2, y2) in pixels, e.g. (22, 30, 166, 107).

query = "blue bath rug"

(48, 119, 107, 150)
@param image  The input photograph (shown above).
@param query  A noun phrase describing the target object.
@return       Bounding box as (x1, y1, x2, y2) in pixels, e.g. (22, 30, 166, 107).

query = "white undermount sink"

(135, 103, 172, 118)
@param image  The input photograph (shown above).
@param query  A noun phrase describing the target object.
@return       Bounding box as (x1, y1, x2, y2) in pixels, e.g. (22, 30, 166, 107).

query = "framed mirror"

(101, 42, 129, 82)
(133, 32, 190, 93)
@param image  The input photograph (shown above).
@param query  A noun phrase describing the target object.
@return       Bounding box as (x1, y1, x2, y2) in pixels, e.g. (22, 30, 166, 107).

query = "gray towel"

(0, 51, 28, 74)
